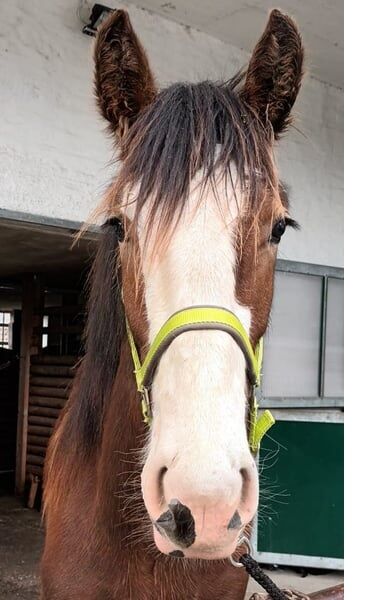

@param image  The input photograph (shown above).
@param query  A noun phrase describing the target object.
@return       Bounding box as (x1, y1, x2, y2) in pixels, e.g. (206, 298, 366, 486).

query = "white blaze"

(134, 170, 254, 500)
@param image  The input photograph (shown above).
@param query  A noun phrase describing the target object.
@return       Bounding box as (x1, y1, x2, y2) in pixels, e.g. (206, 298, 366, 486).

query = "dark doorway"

(0, 215, 98, 501)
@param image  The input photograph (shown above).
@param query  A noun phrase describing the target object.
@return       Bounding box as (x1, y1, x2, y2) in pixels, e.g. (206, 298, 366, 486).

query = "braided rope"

(239, 554, 289, 600)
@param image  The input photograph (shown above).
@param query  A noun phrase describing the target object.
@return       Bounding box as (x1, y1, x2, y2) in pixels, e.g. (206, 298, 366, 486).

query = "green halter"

(126, 306, 275, 453)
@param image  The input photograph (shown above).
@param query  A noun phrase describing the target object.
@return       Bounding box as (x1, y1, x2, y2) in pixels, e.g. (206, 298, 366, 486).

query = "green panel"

(258, 420, 344, 558)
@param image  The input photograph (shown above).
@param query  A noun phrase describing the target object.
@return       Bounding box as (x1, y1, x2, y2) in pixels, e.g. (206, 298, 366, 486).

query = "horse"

(41, 8, 304, 599)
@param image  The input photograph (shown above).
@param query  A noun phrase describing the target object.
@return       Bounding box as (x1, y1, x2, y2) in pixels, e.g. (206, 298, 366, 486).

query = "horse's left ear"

(242, 9, 304, 137)
(94, 9, 157, 141)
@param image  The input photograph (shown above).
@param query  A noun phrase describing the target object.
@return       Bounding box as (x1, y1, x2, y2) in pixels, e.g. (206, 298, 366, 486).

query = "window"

(262, 272, 322, 398)
(0, 311, 12, 349)
(260, 261, 344, 408)
(42, 315, 49, 349)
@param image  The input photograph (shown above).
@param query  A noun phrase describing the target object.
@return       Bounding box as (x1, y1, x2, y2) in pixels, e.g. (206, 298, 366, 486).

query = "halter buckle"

(140, 386, 152, 426)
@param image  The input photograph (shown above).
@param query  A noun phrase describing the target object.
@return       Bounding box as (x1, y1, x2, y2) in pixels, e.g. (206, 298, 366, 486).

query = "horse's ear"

(94, 9, 157, 141)
(242, 9, 304, 137)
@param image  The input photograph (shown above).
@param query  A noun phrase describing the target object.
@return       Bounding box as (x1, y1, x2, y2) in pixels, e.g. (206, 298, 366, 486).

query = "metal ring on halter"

(229, 535, 252, 568)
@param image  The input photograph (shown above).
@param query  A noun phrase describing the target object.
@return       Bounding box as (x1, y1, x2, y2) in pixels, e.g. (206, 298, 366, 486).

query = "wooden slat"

(30, 395, 66, 407)
(27, 435, 49, 448)
(27, 445, 46, 457)
(29, 406, 61, 418)
(28, 415, 56, 428)
(28, 425, 54, 437)
(31, 355, 77, 366)
(30, 376, 72, 388)
(30, 365, 75, 377)
(26, 454, 45, 467)
(30, 386, 69, 399)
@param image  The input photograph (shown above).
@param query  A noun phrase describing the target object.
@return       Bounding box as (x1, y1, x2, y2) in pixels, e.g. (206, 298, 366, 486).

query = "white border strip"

(270, 409, 344, 423)
(254, 550, 344, 571)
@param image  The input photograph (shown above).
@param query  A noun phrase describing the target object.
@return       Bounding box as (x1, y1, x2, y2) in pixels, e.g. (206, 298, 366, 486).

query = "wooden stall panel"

(26, 355, 76, 503)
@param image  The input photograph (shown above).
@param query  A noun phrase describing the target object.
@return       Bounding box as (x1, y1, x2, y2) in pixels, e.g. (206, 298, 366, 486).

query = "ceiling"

(131, 0, 343, 88)
(0, 219, 98, 288)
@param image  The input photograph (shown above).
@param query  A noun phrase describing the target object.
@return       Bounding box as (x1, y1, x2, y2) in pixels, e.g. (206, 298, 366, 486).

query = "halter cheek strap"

(126, 305, 275, 453)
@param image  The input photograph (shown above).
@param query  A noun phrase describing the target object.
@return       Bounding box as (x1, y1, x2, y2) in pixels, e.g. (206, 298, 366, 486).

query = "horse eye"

(270, 219, 286, 244)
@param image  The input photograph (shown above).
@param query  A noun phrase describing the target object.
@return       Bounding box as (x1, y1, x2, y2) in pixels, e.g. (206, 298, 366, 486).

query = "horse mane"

(64, 221, 125, 450)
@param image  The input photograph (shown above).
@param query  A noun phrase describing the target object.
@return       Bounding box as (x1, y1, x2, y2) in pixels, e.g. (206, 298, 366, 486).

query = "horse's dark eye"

(270, 219, 286, 244)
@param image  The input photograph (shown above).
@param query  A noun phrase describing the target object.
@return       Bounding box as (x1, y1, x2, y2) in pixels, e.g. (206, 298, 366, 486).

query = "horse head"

(89, 8, 304, 560)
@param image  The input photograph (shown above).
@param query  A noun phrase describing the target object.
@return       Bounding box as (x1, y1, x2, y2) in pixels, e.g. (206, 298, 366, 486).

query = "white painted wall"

(0, 1, 343, 267)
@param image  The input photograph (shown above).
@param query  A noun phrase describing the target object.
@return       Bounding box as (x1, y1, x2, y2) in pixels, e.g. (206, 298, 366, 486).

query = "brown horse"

(41, 8, 304, 600)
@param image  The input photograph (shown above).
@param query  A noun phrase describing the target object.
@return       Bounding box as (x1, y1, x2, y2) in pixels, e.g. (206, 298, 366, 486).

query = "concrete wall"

(0, 0, 343, 267)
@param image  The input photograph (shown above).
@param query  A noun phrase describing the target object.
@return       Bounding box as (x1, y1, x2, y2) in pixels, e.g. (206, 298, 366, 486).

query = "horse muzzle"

(142, 457, 258, 559)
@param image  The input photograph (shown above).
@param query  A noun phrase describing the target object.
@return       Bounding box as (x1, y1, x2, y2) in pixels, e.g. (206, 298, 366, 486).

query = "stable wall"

(0, 0, 343, 267)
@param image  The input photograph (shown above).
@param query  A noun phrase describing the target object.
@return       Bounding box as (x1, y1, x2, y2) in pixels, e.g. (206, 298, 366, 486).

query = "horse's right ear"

(94, 9, 156, 141)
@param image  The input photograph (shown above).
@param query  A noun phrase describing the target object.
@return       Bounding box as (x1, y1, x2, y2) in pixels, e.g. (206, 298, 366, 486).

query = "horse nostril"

(158, 466, 167, 499)
(227, 510, 242, 530)
(240, 468, 251, 503)
(169, 499, 196, 547)
(156, 509, 174, 525)
(155, 499, 196, 548)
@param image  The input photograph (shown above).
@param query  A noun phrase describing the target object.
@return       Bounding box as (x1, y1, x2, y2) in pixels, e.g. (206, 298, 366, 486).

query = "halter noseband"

(126, 306, 275, 453)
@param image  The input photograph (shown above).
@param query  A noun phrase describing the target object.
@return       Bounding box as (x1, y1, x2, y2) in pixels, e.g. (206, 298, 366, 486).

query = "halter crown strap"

(126, 305, 274, 450)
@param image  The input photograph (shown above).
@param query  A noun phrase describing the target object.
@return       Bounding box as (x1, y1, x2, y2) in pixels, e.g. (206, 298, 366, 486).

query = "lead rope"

(239, 553, 289, 600)
(230, 536, 297, 600)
